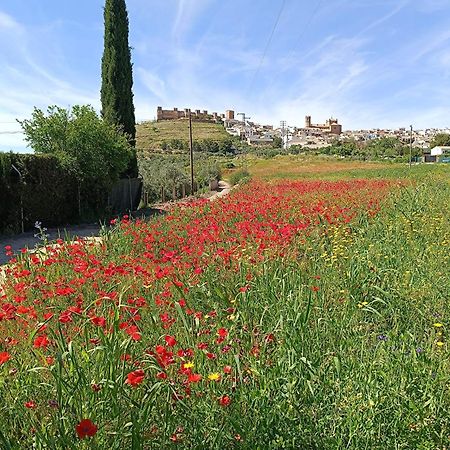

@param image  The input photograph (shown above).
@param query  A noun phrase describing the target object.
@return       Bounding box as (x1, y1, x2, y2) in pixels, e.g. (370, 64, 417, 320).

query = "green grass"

(242, 154, 450, 181)
(136, 120, 230, 151)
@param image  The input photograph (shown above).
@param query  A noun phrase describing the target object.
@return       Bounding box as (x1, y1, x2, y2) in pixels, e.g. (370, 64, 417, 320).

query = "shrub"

(229, 168, 251, 185)
(0, 152, 79, 234)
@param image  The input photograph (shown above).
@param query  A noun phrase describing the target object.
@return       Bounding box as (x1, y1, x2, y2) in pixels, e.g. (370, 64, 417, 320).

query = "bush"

(0, 152, 79, 234)
(19, 105, 133, 191)
(229, 168, 251, 185)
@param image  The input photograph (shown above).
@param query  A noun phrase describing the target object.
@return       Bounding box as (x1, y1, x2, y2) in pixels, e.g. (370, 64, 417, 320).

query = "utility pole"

(280, 120, 287, 149)
(189, 111, 195, 194)
(409, 124, 413, 169)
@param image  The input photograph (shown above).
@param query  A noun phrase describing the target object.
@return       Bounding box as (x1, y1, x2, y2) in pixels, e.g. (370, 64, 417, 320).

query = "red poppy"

(75, 419, 98, 439)
(187, 373, 202, 383)
(24, 401, 36, 409)
(0, 351, 11, 365)
(91, 316, 106, 328)
(223, 365, 232, 374)
(125, 369, 145, 387)
(33, 335, 50, 349)
(165, 335, 177, 347)
(218, 328, 228, 337)
(219, 395, 231, 407)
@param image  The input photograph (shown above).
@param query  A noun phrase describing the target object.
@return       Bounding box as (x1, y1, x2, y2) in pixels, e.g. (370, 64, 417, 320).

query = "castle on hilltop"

(304, 116, 342, 135)
(157, 106, 235, 123)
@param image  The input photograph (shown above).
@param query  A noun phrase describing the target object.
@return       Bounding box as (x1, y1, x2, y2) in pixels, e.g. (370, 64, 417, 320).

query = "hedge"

(0, 152, 80, 234)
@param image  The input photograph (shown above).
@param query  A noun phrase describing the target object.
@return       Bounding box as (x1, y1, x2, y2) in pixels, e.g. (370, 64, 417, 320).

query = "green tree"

(272, 136, 283, 148)
(19, 105, 132, 192)
(101, 0, 137, 176)
(429, 133, 450, 149)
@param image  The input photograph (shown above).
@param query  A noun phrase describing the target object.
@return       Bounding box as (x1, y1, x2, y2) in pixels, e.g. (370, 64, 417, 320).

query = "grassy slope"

(136, 120, 230, 151)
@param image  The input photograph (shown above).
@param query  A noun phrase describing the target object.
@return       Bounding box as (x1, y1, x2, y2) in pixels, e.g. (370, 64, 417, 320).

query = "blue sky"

(1, 0, 450, 151)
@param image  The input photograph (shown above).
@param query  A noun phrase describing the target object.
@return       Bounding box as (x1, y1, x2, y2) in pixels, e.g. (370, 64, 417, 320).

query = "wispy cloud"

(137, 68, 167, 101)
(171, 0, 211, 39)
(0, 10, 23, 32)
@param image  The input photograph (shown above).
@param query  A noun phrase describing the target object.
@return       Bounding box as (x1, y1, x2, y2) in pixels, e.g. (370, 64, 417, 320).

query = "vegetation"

(101, 0, 137, 176)
(429, 132, 450, 148)
(0, 162, 448, 448)
(228, 168, 250, 185)
(136, 120, 232, 152)
(138, 154, 221, 203)
(303, 137, 421, 161)
(0, 152, 79, 234)
(19, 105, 133, 192)
(244, 154, 449, 181)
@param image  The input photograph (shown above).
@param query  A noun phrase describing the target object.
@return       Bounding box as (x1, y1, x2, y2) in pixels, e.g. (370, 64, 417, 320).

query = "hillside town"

(156, 106, 450, 156)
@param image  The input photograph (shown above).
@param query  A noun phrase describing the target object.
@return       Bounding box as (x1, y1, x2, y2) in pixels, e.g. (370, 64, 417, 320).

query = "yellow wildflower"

(208, 372, 221, 381)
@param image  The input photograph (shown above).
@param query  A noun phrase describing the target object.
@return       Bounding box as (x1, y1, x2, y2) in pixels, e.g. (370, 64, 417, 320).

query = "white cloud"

(0, 10, 23, 32)
(137, 68, 167, 101)
(172, 0, 211, 39)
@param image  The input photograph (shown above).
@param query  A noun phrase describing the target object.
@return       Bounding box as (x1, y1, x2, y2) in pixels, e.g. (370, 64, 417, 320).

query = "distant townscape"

(155, 106, 450, 159)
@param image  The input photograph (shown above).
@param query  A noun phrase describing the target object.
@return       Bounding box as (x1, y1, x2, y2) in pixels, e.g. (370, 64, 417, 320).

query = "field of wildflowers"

(0, 161, 449, 449)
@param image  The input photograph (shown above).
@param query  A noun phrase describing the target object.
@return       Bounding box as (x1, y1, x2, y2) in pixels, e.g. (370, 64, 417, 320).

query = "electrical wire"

(292, 0, 323, 50)
(248, 0, 287, 94)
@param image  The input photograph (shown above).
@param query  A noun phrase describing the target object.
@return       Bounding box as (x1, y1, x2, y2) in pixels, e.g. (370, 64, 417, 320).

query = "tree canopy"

(19, 105, 133, 189)
(429, 133, 450, 149)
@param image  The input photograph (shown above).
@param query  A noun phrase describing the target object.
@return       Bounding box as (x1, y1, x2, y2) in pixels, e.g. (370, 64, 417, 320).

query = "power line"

(271, 0, 323, 87)
(248, 0, 286, 93)
(292, 0, 323, 50)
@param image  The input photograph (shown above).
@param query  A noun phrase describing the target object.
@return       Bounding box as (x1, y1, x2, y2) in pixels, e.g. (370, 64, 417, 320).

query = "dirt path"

(208, 180, 232, 201)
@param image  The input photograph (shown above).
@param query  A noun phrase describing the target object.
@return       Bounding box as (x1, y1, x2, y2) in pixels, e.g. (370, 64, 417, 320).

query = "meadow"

(0, 158, 449, 449)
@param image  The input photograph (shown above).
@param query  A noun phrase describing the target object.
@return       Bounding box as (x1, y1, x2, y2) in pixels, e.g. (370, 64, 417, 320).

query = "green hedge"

(0, 152, 79, 234)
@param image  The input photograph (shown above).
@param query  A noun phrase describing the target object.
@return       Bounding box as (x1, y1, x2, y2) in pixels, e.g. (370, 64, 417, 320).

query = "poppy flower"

(187, 373, 202, 383)
(219, 395, 231, 407)
(125, 369, 145, 387)
(91, 316, 106, 328)
(24, 401, 36, 409)
(75, 419, 98, 439)
(218, 328, 228, 337)
(33, 335, 50, 349)
(0, 352, 11, 365)
(165, 335, 177, 347)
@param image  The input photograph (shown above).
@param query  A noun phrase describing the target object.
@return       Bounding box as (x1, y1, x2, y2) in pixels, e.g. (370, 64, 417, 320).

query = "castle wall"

(156, 107, 233, 122)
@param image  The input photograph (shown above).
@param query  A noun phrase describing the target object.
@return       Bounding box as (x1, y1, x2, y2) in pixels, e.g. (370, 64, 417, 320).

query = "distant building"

(430, 146, 450, 156)
(225, 110, 235, 120)
(247, 135, 274, 145)
(304, 115, 342, 135)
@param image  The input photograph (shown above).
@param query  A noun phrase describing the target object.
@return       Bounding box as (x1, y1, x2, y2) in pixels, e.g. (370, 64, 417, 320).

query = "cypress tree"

(101, 0, 137, 177)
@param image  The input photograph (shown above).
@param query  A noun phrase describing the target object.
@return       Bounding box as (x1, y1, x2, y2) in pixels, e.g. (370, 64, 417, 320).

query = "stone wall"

(157, 107, 229, 122)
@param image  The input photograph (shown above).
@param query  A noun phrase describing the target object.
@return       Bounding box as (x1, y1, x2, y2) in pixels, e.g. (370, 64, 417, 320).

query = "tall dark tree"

(101, 0, 137, 176)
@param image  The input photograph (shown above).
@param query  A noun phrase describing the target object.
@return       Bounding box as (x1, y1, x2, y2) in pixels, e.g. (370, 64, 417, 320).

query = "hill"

(136, 120, 231, 151)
